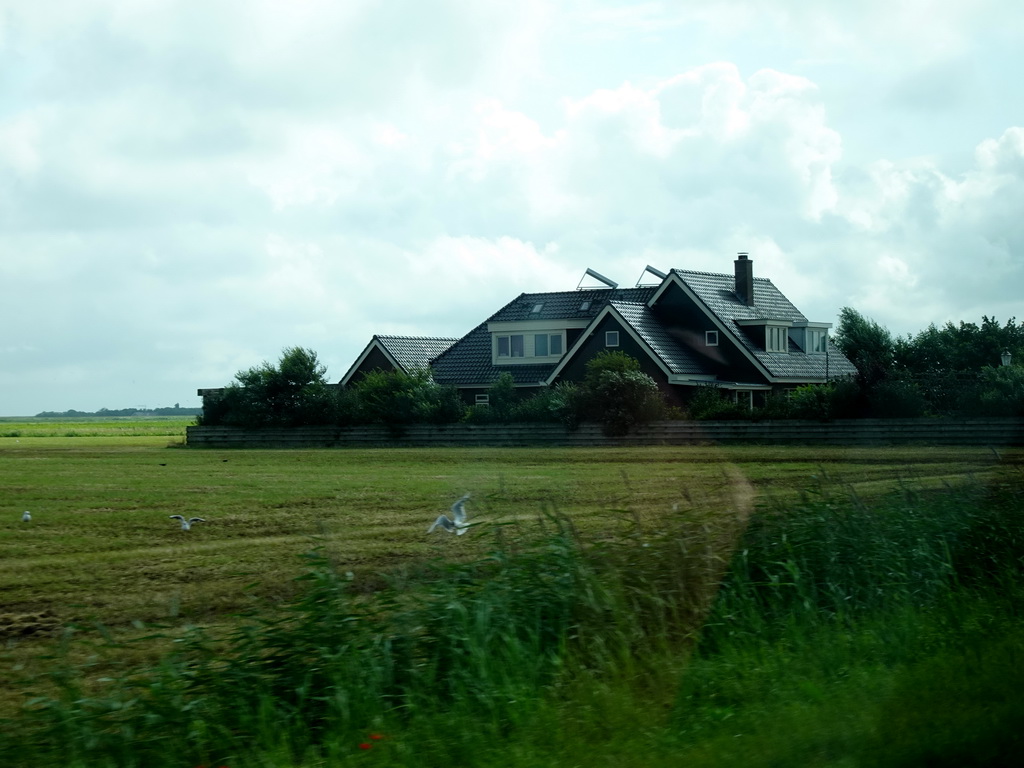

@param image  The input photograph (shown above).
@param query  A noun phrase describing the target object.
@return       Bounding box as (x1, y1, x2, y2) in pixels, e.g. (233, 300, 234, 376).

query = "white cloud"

(1, 0, 1022, 413)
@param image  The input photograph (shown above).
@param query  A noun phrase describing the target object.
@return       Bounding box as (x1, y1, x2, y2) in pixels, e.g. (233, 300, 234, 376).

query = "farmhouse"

(341, 254, 857, 408)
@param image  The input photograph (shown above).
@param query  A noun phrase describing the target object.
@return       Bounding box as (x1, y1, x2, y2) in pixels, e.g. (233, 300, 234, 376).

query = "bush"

(964, 366, 1024, 416)
(581, 351, 664, 435)
(353, 368, 465, 434)
(687, 385, 748, 421)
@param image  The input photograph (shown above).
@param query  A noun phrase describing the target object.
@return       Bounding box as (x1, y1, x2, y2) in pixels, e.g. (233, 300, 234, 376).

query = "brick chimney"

(734, 252, 754, 306)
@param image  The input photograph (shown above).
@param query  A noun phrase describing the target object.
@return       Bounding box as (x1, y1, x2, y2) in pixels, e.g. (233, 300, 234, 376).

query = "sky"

(2, 0, 1023, 416)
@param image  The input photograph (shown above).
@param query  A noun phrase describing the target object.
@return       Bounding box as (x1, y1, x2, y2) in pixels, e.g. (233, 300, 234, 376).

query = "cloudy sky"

(2, 0, 1022, 415)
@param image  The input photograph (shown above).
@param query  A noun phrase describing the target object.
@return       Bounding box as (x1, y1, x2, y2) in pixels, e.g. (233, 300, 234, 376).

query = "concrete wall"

(186, 418, 1024, 448)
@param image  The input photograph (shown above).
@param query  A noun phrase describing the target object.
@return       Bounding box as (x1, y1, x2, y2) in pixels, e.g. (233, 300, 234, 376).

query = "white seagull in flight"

(428, 493, 471, 535)
(169, 515, 206, 531)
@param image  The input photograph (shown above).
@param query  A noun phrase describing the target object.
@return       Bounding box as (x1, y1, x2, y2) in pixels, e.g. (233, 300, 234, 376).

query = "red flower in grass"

(369, 733, 384, 741)
(359, 742, 373, 750)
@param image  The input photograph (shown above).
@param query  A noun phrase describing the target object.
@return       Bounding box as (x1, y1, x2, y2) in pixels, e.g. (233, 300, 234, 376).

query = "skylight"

(530, 303, 544, 314)
(579, 300, 591, 311)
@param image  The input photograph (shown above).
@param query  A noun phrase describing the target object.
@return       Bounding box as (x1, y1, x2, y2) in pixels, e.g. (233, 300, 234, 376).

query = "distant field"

(0, 416, 193, 439)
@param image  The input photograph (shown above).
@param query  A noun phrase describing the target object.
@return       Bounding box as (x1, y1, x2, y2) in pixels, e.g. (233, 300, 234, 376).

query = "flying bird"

(169, 515, 206, 531)
(428, 493, 471, 535)
(22, 511, 31, 522)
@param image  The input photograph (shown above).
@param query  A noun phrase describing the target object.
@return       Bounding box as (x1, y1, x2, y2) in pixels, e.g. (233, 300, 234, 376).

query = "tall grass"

(3, 469, 1022, 767)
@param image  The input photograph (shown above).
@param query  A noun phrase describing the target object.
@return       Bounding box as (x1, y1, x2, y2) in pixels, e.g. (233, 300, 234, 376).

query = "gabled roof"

(339, 334, 457, 386)
(430, 323, 558, 387)
(664, 270, 858, 381)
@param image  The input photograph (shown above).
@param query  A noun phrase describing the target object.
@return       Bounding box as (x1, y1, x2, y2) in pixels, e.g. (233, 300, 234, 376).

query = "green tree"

(200, 347, 334, 427)
(833, 307, 895, 392)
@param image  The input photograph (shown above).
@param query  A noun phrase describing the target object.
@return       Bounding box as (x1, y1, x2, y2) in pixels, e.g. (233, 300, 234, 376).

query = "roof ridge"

(671, 268, 773, 282)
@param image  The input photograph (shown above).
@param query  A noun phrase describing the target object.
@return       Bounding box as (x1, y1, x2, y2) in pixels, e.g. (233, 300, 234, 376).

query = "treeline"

(201, 311, 1024, 432)
(199, 347, 665, 436)
(35, 406, 202, 418)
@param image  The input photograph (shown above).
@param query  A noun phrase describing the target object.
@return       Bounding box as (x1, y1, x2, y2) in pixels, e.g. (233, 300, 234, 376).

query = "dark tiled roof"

(430, 323, 557, 387)
(673, 270, 858, 379)
(377, 335, 458, 371)
(609, 302, 707, 375)
(488, 286, 658, 323)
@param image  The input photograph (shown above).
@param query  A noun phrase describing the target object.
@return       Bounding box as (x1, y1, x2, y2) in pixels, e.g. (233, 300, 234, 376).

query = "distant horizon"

(1, 406, 202, 420)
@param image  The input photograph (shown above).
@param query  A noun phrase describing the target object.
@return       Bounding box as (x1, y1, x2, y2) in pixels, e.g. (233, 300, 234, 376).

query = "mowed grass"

(2, 425, 1022, 767)
(1, 435, 1008, 634)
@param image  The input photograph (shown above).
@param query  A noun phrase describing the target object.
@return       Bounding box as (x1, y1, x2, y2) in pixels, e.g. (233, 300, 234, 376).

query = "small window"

(550, 335, 563, 355)
(605, 331, 619, 347)
(579, 300, 591, 311)
(475, 394, 490, 406)
(706, 330, 719, 346)
(531, 303, 544, 314)
(498, 336, 509, 357)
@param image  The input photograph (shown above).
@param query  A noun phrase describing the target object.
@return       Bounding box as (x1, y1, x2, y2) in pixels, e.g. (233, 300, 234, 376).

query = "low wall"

(186, 418, 1024, 448)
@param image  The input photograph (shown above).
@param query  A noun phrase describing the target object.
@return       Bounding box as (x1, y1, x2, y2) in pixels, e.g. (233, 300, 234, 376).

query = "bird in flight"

(22, 511, 31, 522)
(428, 493, 471, 535)
(169, 515, 206, 531)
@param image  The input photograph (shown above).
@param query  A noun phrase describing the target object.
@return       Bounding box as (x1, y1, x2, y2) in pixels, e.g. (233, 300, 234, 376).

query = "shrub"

(353, 368, 465, 433)
(964, 366, 1024, 416)
(581, 351, 664, 435)
(687, 385, 747, 421)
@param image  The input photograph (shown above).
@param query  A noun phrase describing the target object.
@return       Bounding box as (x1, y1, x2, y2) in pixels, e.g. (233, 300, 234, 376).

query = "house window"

(531, 303, 544, 314)
(734, 390, 753, 410)
(605, 331, 619, 347)
(767, 326, 788, 353)
(807, 329, 827, 353)
(533, 333, 564, 357)
(706, 330, 719, 346)
(475, 394, 490, 406)
(579, 300, 591, 311)
(497, 334, 525, 357)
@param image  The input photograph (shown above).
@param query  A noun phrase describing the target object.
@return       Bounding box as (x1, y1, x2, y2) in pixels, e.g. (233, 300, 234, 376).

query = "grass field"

(1, 422, 1022, 767)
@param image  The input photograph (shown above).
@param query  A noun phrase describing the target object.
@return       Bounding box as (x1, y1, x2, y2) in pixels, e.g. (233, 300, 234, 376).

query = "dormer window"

(766, 325, 788, 353)
(497, 334, 525, 357)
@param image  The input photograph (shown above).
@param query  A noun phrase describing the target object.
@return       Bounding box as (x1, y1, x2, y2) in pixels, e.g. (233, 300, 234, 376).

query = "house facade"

(340, 254, 857, 408)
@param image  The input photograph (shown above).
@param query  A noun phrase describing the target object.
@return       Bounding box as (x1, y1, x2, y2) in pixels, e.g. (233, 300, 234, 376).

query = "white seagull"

(428, 493, 471, 535)
(169, 515, 206, 531)
(22, 510, 31, 522)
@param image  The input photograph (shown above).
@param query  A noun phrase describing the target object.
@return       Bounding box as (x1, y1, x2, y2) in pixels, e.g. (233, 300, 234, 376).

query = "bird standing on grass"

(169, 515, 206, 531)
(428, 493, 471, 535)
(22, 511, 31, 522)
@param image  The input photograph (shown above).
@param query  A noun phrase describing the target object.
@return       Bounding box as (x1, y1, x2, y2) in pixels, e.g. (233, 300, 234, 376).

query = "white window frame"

(497, 334, 525, 358)
(475, 394, 490, 406)
(533, 333, 564, 358)
(706, 330, 719, 347)
(605, 330, 620, 347)
(766, 325, 788, 353)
